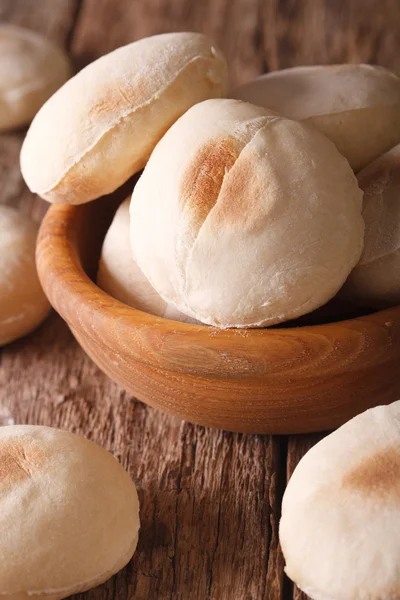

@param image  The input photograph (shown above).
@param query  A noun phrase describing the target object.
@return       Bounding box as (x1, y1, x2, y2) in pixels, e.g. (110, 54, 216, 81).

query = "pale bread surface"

(234, 64, 400, 170)
(98, 198, 200, 324)
(0, 425, 140, 600)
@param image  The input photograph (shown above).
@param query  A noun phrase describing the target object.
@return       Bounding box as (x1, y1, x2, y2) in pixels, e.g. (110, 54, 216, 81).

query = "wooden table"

(1, 1, 399, 598)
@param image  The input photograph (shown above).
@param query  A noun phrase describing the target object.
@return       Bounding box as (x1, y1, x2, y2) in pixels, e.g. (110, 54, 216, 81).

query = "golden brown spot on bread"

(343, 447, 400, 497)
(88, 83, 143, 120)
(216, 151, 262, 225)
(0, 439, 44, 484)
(211, 147, 276, 233)
(180, 136, 240, 227)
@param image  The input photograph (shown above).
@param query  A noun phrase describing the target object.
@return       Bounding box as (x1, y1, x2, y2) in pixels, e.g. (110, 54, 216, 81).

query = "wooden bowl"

(36, 195, 400, 434)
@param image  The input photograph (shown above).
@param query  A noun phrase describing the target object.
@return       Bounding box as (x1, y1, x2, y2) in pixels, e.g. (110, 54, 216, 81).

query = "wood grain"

(262, 0, 400, 72)
(71, 0, 265, 86)
(1, 1, 400, 599)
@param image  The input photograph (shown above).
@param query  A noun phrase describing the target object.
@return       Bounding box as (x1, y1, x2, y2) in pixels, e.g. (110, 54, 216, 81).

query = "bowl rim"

(37, 203, 400, 341)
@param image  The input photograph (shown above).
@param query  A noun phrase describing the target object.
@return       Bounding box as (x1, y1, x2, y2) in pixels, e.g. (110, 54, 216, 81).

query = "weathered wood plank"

(262, 0, 400, 72)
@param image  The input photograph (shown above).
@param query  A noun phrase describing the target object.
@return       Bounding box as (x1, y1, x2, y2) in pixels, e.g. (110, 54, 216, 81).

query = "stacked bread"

(6, 35, 400, 344)
(20, 34, 400, 329)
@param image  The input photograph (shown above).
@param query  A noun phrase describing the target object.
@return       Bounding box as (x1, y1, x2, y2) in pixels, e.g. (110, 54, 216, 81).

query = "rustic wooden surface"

(1, 1, 399, 599)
